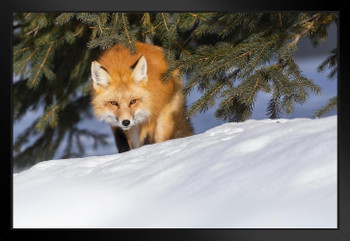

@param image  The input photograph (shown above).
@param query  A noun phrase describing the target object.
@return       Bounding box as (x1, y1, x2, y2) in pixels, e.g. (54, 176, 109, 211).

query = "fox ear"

(131, 55, 148, 84)
(91, 61, 110, 89)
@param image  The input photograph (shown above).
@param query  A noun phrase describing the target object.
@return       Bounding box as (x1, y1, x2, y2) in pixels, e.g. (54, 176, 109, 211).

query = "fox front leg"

(111, 126, 130, 153)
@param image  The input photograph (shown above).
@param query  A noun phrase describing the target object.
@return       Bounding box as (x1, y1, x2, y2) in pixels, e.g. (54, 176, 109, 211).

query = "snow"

(13, 116, 337, 228)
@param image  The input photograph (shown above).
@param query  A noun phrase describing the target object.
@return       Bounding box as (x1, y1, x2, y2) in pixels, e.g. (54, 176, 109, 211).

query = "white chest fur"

(128, 125, 140, 149)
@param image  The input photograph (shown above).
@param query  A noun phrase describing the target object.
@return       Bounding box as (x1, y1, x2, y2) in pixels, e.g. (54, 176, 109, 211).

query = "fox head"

(91, 55, 152, 130)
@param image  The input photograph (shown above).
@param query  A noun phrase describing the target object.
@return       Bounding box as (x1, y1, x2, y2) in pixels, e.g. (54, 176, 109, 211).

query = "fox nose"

(122, 120, 130, 127)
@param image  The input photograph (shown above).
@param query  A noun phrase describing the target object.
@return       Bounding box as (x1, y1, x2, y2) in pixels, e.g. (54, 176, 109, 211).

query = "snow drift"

(13, 116, 337, 228)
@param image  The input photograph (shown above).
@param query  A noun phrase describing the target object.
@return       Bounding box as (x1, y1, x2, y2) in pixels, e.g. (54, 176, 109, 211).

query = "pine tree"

(13, 12, 337, 169)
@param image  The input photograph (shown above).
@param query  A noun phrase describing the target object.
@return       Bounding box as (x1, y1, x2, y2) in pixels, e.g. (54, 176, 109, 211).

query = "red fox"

(91, 42, 193, 152)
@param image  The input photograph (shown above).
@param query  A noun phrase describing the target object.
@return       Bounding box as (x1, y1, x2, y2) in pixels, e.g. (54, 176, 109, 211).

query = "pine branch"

(161, 13, 169, 32)
(54, 13, 75, 26)
(266, 94, 282, 119)
(290, 13, 321, 46)
(218, 13, 241, 36)
(29, 42, 54, 89)
(215, 94, 254, 122)
(188, 13, 210, 23)
(187, 80, 228, 117)
(13, 46, 33, 56)
(121, 13, 135, 52)
(317, 48, 337, 79)
(35, 103, 61, 131)
(17, 47, 38, 74)
(251, 39, 273, 70)
(313, 96, 337, 118)
(246, 77, 261, 104)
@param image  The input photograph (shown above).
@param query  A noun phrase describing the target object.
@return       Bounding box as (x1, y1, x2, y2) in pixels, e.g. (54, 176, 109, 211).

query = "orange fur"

(91, 42, 193, 149)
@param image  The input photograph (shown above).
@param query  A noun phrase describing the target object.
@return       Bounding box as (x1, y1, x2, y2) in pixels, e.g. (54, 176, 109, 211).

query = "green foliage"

(313, 96, 337, 118)
(317, 48, 337, 79)
(13, 12, 337, 169)
(314, 48, 338, 117)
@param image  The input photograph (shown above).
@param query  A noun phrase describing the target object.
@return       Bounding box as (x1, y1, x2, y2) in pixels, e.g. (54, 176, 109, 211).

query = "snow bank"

(13, 116, 337, 228)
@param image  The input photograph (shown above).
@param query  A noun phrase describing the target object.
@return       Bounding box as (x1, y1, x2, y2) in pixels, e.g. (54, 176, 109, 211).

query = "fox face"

(91, 55, 151, 130)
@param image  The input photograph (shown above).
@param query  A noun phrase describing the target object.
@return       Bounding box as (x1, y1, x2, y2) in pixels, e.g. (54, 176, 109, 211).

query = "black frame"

(3, 0, 350, 240)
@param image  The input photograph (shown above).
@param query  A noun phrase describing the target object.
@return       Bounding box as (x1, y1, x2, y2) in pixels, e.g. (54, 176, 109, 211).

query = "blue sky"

(13, 23, 337, 162)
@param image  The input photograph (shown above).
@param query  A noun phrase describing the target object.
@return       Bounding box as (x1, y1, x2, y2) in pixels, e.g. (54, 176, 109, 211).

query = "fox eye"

(130, 99, 137, 105)
(110, 101, 118, 106)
